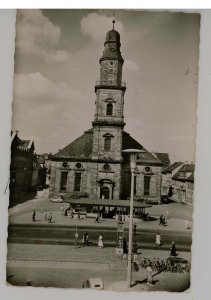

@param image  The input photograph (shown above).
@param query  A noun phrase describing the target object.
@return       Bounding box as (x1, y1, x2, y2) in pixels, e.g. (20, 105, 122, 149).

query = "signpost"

(116, 221, 124, 255)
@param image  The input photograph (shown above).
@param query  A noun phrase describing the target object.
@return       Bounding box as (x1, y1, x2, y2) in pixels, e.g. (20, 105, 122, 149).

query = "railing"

(95, 80, 126, 88)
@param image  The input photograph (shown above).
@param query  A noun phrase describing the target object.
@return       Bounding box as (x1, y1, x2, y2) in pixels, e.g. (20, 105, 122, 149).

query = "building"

(171, 163, 195, 206)
(10, 131, 46, 206)
(49, 22, 164, 206)
(161, 161, 184, 198)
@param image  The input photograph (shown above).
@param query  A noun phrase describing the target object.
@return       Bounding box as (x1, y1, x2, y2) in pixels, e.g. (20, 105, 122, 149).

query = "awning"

(64, 198, 152, 209)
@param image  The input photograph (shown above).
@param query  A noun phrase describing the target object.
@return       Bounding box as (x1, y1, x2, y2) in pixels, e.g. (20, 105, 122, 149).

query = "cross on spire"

(112, 11, 116, 30)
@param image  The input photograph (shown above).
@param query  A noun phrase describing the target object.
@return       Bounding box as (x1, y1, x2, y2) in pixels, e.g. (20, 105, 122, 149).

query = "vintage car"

(82, 278, 104, 290)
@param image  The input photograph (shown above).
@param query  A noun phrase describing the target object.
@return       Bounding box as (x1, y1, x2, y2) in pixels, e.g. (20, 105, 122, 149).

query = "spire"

(112, 11, 116, 30)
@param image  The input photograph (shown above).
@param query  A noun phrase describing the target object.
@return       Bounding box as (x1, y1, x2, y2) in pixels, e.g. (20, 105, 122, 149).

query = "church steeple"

(97, 21, 124, 88)
(92, 22, 126, 162)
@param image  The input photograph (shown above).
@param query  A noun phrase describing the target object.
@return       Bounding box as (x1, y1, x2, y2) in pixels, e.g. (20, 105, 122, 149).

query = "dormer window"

(106, 103, 113, 116)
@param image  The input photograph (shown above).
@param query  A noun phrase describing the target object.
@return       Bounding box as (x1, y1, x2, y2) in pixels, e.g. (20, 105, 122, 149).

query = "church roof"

(52, 129, 93, 160)
(51, 129, 162, 165)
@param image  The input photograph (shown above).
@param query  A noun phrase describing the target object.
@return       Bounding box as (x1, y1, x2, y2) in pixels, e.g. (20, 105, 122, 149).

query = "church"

(49, 22, 166, 205)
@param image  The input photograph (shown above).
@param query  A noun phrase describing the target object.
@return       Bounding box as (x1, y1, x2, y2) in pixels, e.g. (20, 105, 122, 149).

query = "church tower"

(92, 20, 126, 162)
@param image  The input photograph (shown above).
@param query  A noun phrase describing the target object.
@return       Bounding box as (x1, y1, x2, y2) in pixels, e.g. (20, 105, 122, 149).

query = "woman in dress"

(155, 233, 161, 246)
(98, 233, 103, 248)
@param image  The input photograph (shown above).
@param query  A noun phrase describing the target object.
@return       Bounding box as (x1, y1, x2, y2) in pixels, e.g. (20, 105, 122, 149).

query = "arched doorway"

(101, 186, 110, 199)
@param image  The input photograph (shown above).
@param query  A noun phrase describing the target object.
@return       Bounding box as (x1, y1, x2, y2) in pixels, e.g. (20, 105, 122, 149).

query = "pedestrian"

(32, 210, 36, 222)
(70, 208, 74, 218)
(82, 232, 86, 246)
(133, 223, 137, 236)
(60, 204, 64, 215)
(44, 210, 48, 221)
(98, 233, 104, 248)
(67, 210, 71, 218)
(85, 232, 89, 246)
(78, 212, 81, 219)
(170, 241, 177, 256)
(164, 216, 167, 226)
(159, 215, 163, 225)
(146, 265, 153, 285)
(155, 233, 161, 246)
(48, 212, 52, 223)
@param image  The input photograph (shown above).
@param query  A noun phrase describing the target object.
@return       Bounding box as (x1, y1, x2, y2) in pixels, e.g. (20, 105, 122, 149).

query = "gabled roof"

(179, 163, 195, 173)
(172, 163, 195, 182)
(154, 152, 170, 165)
(162, 162, 183, 174)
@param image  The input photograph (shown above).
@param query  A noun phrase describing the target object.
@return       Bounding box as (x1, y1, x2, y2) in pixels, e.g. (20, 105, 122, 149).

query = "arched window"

(106, 103, 113, 115)
(104, 137, 111, 151)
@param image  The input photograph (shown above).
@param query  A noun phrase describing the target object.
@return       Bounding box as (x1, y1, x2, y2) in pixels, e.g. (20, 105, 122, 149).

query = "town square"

(6, 9, 199, 292)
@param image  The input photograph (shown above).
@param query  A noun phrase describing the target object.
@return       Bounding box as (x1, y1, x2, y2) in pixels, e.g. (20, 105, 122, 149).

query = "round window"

(145, 167, 151, 172)
(62, 161, 68, 168)
(103, 164, 111, 171)
(76, 163, 82, 169)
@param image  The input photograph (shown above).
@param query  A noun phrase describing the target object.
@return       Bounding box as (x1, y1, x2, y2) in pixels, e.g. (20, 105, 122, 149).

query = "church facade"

(49, 25, 164, 204)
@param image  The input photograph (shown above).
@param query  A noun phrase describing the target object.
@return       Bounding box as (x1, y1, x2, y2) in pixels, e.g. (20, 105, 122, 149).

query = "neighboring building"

(49, 23, 164, 205)
(153, 153, 170, 169)
(10, 131, 35, 206)
(171, 163, 195, 206)
(10, 131, 46, 206)
(161, 162, 184, 197)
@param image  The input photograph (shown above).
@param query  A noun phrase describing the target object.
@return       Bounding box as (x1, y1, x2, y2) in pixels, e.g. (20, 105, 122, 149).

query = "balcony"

(95, 80, 126, 91)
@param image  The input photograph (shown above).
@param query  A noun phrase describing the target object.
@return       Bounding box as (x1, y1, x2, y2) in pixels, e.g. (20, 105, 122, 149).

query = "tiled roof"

(154, 152, 170, 165)
(172, 163, 194, 182)
(53, 129, 93, 159)
(122, 132, 162, 164)
(162, 162, 183, 174)
(52, 129, 162, 165)
(179, 163, 195, 173)
(187, 173, 194, 182)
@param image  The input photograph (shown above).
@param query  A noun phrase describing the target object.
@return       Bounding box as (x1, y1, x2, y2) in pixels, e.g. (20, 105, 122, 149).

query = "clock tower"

(92, 21, 126, 162)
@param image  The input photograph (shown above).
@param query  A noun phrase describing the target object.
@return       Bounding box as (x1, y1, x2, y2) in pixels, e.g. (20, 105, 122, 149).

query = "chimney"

(15, 130, 19, 136)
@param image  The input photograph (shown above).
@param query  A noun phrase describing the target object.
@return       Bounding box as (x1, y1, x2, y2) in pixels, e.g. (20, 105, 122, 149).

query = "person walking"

(98, 233, 104, 248)
(133, 223, 137, 236)
(60, 204, 64, 215)
(44, 210, 48, 221)
(48, 212, 52, 223)
(159, 215, 163, 225)
(146, 265, 153, 285)
(170, 241, 177, 256)
(32, 210, 36, 222)
(155, 233, 161, 246)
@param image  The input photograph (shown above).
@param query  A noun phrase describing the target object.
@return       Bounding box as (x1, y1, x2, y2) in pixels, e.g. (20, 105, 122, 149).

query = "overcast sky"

(12, 9, 200, 162)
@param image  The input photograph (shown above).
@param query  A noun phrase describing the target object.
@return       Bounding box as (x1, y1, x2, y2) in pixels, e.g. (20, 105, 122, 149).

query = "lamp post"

(122, 149, 145, 288)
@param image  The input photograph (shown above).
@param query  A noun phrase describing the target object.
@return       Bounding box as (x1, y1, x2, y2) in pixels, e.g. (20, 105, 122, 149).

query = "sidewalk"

(7, 243, 191, 266)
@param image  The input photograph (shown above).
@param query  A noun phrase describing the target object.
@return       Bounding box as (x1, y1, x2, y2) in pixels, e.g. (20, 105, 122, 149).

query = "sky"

(12, 9, 200, 162)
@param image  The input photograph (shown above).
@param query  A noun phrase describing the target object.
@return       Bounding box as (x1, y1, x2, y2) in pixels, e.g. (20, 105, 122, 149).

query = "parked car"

(50, 195, 63, 203)
(82, 278, 104, 290)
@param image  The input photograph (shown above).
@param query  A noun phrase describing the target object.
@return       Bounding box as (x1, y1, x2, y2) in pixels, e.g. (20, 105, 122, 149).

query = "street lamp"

(122, 148, 145, 288)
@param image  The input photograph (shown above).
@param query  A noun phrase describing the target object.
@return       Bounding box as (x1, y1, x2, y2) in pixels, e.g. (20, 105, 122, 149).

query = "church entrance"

(101, 186, 110, 199)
